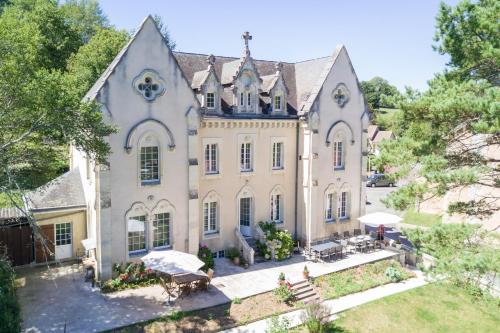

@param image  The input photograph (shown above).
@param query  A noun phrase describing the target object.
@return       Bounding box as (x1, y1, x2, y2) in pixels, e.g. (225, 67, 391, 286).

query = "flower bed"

(256, 221, 294, 261)
(101, 262, 159, 293)
(197, 244, 214, 272)
(314, 259, 415, 299)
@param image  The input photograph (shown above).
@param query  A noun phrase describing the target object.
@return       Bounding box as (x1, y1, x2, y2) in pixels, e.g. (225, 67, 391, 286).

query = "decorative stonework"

(332, 83, 349, 107)
(133, 70, 166, 101)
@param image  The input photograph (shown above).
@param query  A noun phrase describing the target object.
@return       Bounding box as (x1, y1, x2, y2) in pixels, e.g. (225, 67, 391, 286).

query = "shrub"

(301, 300, 329, 333)
(0, 256, 21, 333)
(101, 262, 158, 293)
(258, 222, 294, 261)
(227, 247, 240, 260)
(273, 284, 295, 303)
(198, 244, 214, 272)
(384, 266, 403, 282)
(278, 272, 286, 281)
(266, 315, 291, 333)
(232, 297, 242, 304)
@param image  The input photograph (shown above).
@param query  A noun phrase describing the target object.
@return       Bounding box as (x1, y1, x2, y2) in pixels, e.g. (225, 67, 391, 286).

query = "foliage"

(60, 0, 109, 43)
(266, 315, 292, 333)
(0, 0, 118, 195)
(314, 260, 413, 299)
(232, 297, 242, 304)
(0, 254, 21, 333)
(257, 222, 294, 260)
(278, 272, 286, 281)
(300, 300, 330, 333)
(434, 0, 499, 84)
(404, 223, 499, 297)
(374, 0, 499, 219)
(152, 14, 176, 50)
(273, 283, 295, 304)
(360, 76, 401, 110)
(197, 244, 214, 272)
(101, 261, 158, 293)
(384, 266, 403, 282)
(303, 265, 309, 273)
(227, 247, 240, 260)
(335, 282, 500, 333)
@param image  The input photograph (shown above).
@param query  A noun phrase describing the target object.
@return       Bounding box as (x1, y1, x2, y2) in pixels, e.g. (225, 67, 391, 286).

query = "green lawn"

(335, 283, 500, 333)
(403, 208, 442, 228)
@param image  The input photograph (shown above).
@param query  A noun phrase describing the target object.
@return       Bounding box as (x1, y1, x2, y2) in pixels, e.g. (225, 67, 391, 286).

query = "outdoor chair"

(357, 241, 367, 253)
(354, 229, 362, 236)
(343, 231, 350, 238)
(332, 232, 340, 240)
(367, 241, 375, 252)
(159, 276, 177, 304)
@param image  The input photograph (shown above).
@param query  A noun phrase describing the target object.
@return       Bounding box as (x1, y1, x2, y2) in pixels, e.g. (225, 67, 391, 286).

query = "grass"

(335, 282, 500, 333)
(403, 208, 442, 228)
(314, 260, 415, 300)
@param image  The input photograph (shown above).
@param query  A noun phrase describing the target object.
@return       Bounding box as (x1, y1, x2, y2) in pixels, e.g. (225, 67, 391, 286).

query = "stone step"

(300, 294, 321, 304)
(291, 280, 309, 288)
(289, 279, 320, 303)
(292, 284, 313, 294)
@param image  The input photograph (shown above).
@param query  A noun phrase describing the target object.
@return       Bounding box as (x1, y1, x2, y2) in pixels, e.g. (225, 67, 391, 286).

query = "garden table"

(172, 271, 208, 298)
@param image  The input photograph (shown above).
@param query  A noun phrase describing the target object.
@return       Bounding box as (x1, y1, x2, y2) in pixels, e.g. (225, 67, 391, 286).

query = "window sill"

(339, 217, 350, 223)
(325, 220, 336, 224)
(203, 172, 222, 180)
(240, 170, 254, 176)
(334, 167, 345, 171)
(153, 245, 172, 250)
(203, 231, 220, 240)
(128, 250, 147, 257)
(271, 168, 285, 174)
(141, 180, 161, 186)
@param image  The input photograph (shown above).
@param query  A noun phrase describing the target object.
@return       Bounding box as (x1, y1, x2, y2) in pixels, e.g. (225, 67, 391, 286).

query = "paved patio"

(17, 249, 398, 332)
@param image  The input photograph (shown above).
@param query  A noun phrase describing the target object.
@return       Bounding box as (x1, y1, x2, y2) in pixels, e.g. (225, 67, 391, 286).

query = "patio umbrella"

(358, 212, 402, 227)
(141, 250, 205, 275)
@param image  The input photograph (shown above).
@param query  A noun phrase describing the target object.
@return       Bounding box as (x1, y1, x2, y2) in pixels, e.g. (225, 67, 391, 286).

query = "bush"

(301, 300, 329, 333)
(0, 256, 21, 333)
(198, 244, 214, 272)
(273, 284, 295, 303)
(227, 247, 240, 260)
(384, 266, 403, 282)
(258, 222, 294, 261)
(266, 315, 291, 333)
(101, 262, 158, 293)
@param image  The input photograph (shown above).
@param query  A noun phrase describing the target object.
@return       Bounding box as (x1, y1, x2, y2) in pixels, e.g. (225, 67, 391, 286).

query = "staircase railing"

(234, 228, 255, 265)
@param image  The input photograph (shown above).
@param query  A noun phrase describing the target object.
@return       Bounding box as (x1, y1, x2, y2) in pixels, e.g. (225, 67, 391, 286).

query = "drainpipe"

(294, 119, 300, 240)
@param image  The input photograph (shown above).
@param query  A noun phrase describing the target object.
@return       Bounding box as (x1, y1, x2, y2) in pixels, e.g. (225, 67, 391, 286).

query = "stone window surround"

(202, 191, 222, 239)
(202, 138, 223, 179)
(238, 133, 256, 175)
(125, 200, 175, 259)
(270, 136, 286, 172)
(138, 133, 162, 187)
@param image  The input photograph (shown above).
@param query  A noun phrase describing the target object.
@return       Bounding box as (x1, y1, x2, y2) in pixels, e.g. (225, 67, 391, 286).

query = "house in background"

(367, 124, 395, 156)
(14, 17, 369, 280)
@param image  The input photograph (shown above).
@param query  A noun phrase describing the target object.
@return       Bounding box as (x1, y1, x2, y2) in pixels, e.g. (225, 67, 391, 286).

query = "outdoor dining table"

(348, 235, 372, 244)
(310, 241, 341, 253)
(172, 270, 208, 298)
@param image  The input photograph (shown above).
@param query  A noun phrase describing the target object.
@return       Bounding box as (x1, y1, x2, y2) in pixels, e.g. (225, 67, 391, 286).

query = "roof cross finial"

(242, 31, 252, 57)
(207, 54, 216, 69)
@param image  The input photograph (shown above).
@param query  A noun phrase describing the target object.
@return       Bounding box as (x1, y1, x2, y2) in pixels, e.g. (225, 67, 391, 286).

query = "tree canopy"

(374, 0, 499, 220)
(360, 76, 401, 110)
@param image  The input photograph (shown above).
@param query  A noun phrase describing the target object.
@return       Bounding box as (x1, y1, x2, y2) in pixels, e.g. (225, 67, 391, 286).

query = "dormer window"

(206, 92, 215, 109)
(274, 95, 282, 111)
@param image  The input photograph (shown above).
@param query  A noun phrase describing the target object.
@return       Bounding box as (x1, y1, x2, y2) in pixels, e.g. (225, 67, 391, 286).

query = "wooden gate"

(0, 224, 33, 266)
(35, 224, 55, 263)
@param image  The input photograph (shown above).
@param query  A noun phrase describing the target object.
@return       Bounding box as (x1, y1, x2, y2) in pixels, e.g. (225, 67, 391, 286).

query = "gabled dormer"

(221, 32, 262, 114)
(192, 54, 222, 114)
(261, 62, 289, 115)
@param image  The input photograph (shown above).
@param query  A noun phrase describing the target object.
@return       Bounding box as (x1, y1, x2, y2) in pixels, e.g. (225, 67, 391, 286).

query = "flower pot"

(303, 271, 310, 280)
(233, 257, 240, 266)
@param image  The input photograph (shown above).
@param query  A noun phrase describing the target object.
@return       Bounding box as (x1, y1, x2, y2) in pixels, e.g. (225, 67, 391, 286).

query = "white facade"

(71, 17, 369, 280)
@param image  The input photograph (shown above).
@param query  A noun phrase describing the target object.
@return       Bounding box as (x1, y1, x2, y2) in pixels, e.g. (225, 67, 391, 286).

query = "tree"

(375, 0, 499, 219)
(60, 0, 109, 43)
(404, 223, 499, 297)
(360, 76, 401, 110)
(434, 0, 500, 84)
(152, 14, 176, 50)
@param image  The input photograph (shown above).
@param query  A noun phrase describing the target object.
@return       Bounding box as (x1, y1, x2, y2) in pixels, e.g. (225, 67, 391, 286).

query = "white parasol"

(141, 250, 205, 275)
(358, 212, 402, 227)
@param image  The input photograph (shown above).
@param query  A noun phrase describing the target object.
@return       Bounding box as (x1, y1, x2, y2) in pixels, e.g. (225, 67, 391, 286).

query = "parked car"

(367, 173, 394, 187)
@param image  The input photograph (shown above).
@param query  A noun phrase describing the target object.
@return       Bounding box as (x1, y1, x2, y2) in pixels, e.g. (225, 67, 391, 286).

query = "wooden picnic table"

(171, 271, 209, 298)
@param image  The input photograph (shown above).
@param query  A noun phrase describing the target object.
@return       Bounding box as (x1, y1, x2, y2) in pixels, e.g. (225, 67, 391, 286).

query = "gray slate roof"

(26, 168, 86, 211)
(0, 207, 25, 220)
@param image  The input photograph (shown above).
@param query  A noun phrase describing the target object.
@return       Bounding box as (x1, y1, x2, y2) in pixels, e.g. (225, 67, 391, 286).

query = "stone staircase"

(245, 237, 267, 263)
(290, 279, 321, 303)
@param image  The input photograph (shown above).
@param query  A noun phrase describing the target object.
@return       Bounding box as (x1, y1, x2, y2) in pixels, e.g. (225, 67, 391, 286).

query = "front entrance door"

(239, 197, 252, 237)
(54, 222, 72, 260)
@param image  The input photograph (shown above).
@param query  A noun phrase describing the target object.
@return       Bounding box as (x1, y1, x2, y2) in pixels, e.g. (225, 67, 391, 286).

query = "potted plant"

(303, 265, 310, 280)
(278, 272, 286, 285)
(395, 239, 402, 250)
(227, 247, 240, 265)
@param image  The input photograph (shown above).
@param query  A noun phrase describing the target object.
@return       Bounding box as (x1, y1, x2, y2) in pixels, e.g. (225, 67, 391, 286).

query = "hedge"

(0, 257, 21, 333)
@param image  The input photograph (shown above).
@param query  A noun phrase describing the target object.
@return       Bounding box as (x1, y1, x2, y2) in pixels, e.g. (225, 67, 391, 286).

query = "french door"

(239, 197, 252, 237)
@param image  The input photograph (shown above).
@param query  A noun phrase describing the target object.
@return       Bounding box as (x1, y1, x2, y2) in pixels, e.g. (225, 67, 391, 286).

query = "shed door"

(35, 224, 55, 263)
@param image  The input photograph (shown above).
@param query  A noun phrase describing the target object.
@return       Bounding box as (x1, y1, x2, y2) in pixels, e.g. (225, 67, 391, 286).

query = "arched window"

(270, 186, 284, 224)
(139, 134, 160, 185)
(325, 189, 336, 223)
(151, 199, 175, 249)
(202, 191, 221, 235)
(337, 191, 350, 220)
(125, 202, 148, 255)
(332, 132, 346, 170)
